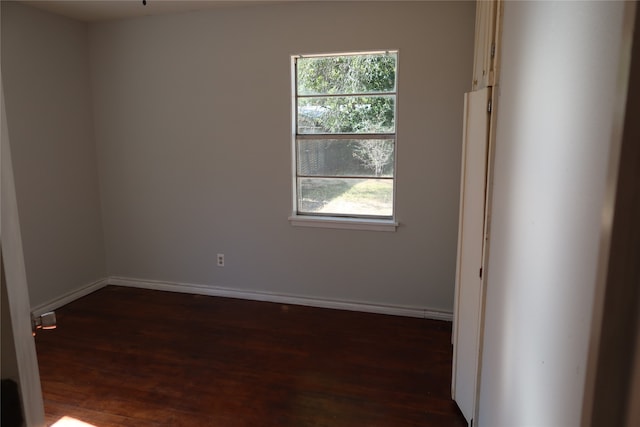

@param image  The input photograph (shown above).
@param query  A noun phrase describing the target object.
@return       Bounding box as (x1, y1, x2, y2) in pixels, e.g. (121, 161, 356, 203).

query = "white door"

(452, 87, 491, 425)
(1, 79, 46, 426)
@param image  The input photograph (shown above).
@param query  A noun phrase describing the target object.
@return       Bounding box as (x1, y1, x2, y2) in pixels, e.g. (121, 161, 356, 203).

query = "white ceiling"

(21, 0, 297, 22)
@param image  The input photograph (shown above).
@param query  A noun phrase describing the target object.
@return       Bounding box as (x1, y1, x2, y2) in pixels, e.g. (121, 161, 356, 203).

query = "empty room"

(2, 1, 638, 427)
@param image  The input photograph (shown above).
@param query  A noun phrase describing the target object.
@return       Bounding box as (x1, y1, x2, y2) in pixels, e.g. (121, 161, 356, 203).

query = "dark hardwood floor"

(35, 286, 466, 427)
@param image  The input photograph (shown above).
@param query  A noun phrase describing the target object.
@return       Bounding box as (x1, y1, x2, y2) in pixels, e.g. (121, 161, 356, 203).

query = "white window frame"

(288, 50, 399, 232)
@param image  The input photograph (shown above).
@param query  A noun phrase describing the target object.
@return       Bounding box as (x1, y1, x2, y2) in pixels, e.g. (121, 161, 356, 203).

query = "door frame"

(1, 76, 46, 426)
(582, 2, 639, 425)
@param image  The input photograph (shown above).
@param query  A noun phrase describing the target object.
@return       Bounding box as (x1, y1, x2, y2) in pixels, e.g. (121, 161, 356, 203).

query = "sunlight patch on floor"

(51, 416, 98, 427)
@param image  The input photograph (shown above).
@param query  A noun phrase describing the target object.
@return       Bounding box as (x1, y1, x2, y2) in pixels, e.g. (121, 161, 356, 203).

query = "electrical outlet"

(217, 253, 224, 267)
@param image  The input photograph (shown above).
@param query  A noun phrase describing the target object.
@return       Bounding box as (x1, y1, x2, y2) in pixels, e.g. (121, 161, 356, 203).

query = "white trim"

(108, 276, 451, 321)
(291, 50, 400, 227)
(295, 50, 394, 59)
(288, 215, 398, 232)
(31, 278, 108, 317)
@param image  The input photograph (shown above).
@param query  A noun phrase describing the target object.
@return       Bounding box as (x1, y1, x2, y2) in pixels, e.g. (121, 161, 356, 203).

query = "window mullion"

(296, 133, 395, 140)
(297, 175, 394, 180)
(298, 92, 396, 99)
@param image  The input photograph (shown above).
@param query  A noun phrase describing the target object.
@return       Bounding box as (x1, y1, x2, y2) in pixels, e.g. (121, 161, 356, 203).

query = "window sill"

(288, 215, 398, 232)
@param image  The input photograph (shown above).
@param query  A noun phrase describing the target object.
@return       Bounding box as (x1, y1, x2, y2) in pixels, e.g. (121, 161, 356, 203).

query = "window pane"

(297, 139, 394, 178)
(297, 177, 393, 217)
(297, 53, 397, 96)
(298, 96, 395, 134)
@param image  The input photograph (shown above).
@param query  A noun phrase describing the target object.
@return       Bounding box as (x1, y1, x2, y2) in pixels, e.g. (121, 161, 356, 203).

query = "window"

(291, 51, 398, 228)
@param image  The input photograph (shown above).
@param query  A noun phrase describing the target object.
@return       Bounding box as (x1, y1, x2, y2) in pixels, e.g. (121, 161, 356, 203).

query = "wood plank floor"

(35, 286, 466, 427)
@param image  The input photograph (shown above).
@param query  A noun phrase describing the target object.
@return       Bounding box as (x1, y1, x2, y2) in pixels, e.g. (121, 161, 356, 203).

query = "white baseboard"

(31, 277, 109, 317)
(108, 276, 453, 321)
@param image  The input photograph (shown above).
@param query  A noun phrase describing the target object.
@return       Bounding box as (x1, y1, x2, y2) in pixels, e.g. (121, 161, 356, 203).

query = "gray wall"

(89, 1, 474, 312)
(1, 2, 106, 307)
(478, 1, 627, 425)
(1, 1, 474, 314)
